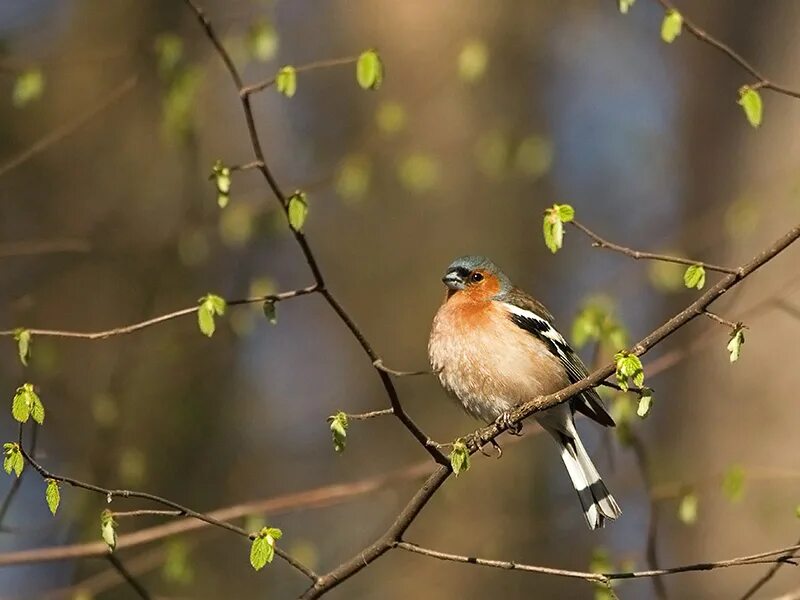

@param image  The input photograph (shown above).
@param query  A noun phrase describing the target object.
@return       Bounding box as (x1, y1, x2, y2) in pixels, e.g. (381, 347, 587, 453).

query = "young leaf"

(210, 160, 231, 208)
(636, 387, 654, 418)
(13, 328, 31, 366)
(614, 351, 645, 391)
(30, 390, 45, 425)
(275, 66, 297, 98)
(328, 412, 348, 453)
(101, 509, 117, 550)
(543, 204, 575, 254)
(3, 443, 23, 477)
(678, 492, 698, 525)
(250, 526, 282, 571)
(356, 50, 383, 90)
(263, 300, 278, 325)
(738, 86, 763, 128)
(722, 465, 746, 502)
(618, 0, 636, 14)
(449, 439, 470, 476)
(45, 479, 60, 515)
(12, 386, 30, 423)
(727, 325, 745, 363)
(683, 265, 705, 290)
(197, 294, 227, 337)
(287, 191, 308, 232)
(660, 9, 683, 43)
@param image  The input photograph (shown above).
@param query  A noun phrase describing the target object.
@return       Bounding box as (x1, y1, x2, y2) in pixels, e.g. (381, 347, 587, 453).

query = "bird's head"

(441, 255, 511, 300)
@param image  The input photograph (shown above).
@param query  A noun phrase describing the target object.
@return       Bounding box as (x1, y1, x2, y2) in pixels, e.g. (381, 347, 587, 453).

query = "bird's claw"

(465, 434, 503, 459)
(495, 412, 523, 436)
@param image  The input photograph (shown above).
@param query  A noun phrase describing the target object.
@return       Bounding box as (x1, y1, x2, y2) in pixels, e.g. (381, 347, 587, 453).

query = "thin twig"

(105, 553, 152, 600)
(0, 425, 37, 531)
(111, 509, 185, 518)
(372, 359, 430, 377)
(0, 239, 90, 259)
(346, 408, 394, 421)
(739, 534, 800, 600)
(16, 433, 318, 583)
(702, 310, 740, 330)
(0, 76, 137, 179)
(0, 285, 318, 339)
(571, 220, 738, 274)
(651, 0, 800, 100)
(241, 57, 359, 96)
(395, 540, 800, 584)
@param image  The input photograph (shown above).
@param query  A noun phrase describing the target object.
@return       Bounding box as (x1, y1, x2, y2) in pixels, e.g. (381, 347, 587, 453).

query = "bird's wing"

(499, 291, 615, 428)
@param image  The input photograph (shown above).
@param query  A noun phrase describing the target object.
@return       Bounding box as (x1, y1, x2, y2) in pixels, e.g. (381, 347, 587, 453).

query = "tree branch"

(105, 553, 152, 600)
(241, 57, 359, 96)
(650, 0, 800, 100)
(570, 220, 737, 274)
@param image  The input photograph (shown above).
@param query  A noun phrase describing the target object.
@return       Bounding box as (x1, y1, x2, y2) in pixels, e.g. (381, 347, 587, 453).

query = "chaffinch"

(428, 255, 621, 529)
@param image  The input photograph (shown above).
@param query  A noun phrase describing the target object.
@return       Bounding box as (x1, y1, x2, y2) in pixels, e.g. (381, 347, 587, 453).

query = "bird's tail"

(552, 428, 621, 530)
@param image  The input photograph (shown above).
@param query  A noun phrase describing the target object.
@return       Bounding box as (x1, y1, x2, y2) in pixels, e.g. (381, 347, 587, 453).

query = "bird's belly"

(429, 322, 564, 423)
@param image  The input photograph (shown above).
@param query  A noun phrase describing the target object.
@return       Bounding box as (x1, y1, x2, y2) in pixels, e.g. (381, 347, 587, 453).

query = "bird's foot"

(495, 411, 523, 436)
(465, 434, 503, 459)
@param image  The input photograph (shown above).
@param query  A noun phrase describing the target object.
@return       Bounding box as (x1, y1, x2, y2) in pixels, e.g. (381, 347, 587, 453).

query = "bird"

(428, 255, 621, 529)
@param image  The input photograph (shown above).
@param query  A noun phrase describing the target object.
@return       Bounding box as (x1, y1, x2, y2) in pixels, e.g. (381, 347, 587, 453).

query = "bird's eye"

(470, 272, 484, 283)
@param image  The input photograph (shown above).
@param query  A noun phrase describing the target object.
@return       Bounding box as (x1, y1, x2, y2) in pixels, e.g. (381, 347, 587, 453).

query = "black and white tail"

(552, 428, 621, 530)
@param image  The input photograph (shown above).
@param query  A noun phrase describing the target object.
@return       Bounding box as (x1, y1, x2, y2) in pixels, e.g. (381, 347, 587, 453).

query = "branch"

(0, 76, 137, 179)
(241, 57, 359, 96)
(739, 534, 800, 600)
(651, 0, 800, 100)
(301, 223, 800, 597)
(0, 285, 318, 339)
(0, 239, 90, 259)
(105, 553, 151, 600)
(395, 540, 800, 585)
(571, 220, 737, 274)
(16, 431, 318, 583)
(182, 0, 443, 463)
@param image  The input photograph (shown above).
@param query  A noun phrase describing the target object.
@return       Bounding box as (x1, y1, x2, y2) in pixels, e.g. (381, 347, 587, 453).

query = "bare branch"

(105, 553, 152, 600)
(241, 57, 359, 96)
(346, 408, 394, 421)
(651, 0, 800, 100)
(372, 359, 430, 377)
(570, 220, 737, 274)
(703, 310, 740, 330)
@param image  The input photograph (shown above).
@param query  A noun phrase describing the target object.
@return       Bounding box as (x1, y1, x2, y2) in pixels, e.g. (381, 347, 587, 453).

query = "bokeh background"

(1, 0, 800, 598)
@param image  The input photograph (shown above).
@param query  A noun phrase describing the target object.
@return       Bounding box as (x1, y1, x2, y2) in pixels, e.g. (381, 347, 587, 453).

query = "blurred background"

(1, 0, 800, 598)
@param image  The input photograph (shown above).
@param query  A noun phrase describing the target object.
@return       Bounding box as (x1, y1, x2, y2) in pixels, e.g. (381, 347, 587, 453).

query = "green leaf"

(13, 69, 45, 107)
(356, 50, 383, 90)
(722, 465, 746, 502)
(101, 509, 117, 550)
(3, 443, 23, 477)
(683, 265, 705, 290)
(727, 325, 745, 363)
(14, 328, 31, 366)
(636, 387, 654, 418)
(457, 40, 489, 83)
(328, 412, 348, 453)
(210, 160, 231, 208)
(263, 300, 278, 325)
(275, 66, 297, 98)
(660, 9, 683, 44)
(12, 383, 43, 424)
(250, 526, 282, 571)
(449, 439, 470, 476)
(738, 86, 763, 128)
(45, 479, 60, 515)
(246, 20, 278, 62)
(197, 294, 227, 337)
(543, 204, 574, 253)
(678, 492, 698, 525)
(618, 0, 636, 14)
(287, 191, 309, 232)
(30, 390, 45, 425)
(571, 297, 628, 351)
(614, 351, 644, 391)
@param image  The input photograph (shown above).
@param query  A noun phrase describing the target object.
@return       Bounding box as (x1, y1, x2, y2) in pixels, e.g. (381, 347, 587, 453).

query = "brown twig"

(395, 540, 800, 585)
(702, 310, 740, 330)
(0, 285, 318, 339)
(651, 0, 800, 100)
(240, 57, 359, 96)
(16, 431, 318, 583)
(105, 553, 152, 600)
(372, 359, 430, 377)
(740, 534, 800, 599)
(346, 408, 394, 420)
(0, 76, 137, 179)
(571, 220, 738, 274)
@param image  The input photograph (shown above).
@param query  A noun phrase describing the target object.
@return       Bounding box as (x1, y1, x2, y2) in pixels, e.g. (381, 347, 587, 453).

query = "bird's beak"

(442, 271, 466, 290)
